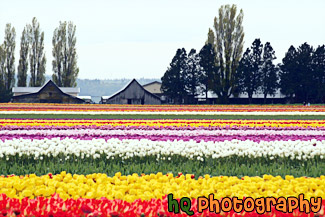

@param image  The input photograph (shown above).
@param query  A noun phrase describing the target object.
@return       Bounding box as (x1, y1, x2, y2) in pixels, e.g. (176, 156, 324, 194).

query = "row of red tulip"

(0, 194, 324, 217)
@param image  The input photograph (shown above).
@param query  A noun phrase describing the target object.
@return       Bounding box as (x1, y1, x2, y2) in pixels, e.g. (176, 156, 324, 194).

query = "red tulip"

(81, 204, 92, 214)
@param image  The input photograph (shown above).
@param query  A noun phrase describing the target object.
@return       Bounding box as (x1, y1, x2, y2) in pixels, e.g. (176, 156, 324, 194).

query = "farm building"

(101, 79, 161, 104)
(12, 80, 85, 104)
(142, 81, 169, 103)
(195, 90, 287, 104)
(142, 81, 162, 97)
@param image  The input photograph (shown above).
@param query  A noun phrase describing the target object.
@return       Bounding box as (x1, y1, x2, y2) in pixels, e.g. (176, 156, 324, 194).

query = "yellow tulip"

(1, 173, 325, 202)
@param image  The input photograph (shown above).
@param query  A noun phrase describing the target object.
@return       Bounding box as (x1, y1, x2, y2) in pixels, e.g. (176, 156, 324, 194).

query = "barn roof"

(13, 83, 80, 94)
(12, 80, 85, 103)
(142, 81, 162, 87)
(102, 79, 161, 100)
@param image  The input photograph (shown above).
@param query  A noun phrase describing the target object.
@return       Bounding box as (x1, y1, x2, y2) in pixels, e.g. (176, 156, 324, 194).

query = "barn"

(142, 81, 170, 103)
(195, 90, 287, 104)
(142, 81, 163, 97)
(12, 80, 85, 104)
(101, 79, 161, 104)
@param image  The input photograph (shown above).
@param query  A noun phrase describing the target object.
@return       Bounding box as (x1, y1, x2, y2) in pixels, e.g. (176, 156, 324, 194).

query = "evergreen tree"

(185, 49, 200, 103)
(3, 24, 16, 91)
(52, 21, 79, 87)
(199, 43, 217, 101)
(209, 4, 244, 103)
(17, 27, 29, 87)
(29, 17, 46, 87)
(237, 48, 251, 101)
(161, 48, 187, 104)
(237, 39, 263, 104)
(296, 43, 314, 102)
(260, 42, 278, 103)
(312, 45, 325, 103)
(280, 43, 314, 103)
(279, 46, 297, 102)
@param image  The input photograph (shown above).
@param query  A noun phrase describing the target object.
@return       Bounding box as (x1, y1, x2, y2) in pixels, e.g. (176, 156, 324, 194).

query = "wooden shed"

(101, 79, 161, 104)
(12, 80, 85, 104)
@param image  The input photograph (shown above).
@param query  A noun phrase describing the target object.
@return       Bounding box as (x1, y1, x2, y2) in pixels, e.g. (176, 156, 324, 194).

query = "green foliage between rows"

(1, 156, 324, 178)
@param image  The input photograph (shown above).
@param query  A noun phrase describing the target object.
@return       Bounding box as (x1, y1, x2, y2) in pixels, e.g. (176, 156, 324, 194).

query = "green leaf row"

(1, 156, 324, 177)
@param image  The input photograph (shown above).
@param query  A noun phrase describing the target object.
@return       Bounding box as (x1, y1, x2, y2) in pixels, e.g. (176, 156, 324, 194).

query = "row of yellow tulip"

(0, 172, 324, 202)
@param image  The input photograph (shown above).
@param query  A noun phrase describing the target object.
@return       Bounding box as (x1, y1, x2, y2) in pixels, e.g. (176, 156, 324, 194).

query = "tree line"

(161, 4, 325, 104)
(0, 17, 79, 102)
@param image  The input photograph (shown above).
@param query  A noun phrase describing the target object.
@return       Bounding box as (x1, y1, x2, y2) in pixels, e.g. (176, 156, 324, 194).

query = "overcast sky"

(1, 0, 324, 80)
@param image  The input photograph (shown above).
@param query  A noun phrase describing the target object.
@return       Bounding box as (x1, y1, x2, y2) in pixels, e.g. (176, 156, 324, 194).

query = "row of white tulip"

(1, 111, 325, 115)
(0, 137, 324, 161)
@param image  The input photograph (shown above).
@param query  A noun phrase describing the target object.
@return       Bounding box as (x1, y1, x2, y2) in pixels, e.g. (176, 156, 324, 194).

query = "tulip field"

(0, 103, 325, 216)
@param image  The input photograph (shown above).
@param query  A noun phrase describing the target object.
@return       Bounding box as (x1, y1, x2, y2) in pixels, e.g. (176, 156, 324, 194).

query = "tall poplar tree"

(209, 4, 244, 103)
(3, 24, 16, 91)
(17, 27, 29, 87)
(29, 17, 46, 87)
(206, 28, 215, 45)
(0, 45, 4, 81)
(52, 21, 79, 87)
(0, 45, 6, 100)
